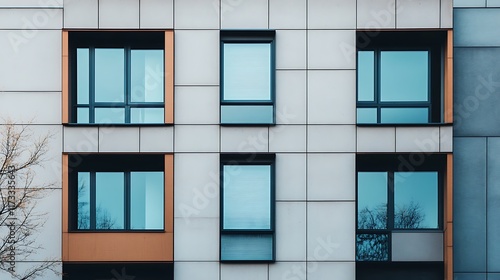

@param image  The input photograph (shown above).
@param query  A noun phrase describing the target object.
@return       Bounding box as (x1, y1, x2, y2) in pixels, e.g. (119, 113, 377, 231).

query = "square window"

(220, 31, 276, 125)
(220, 154, 275, 262)
(69, 154, 165, 231)
(356, 154, 445, 262)
(356, 32, 446, 124)
(68, 31, 173, 124)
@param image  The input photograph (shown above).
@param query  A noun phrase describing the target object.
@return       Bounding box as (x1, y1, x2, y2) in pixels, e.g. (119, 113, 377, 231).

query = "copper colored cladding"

(444, 30, 453, 123)
(62, 154, 174, 262)
(61, 29, 174, 124)
(165, 30, 174, 124)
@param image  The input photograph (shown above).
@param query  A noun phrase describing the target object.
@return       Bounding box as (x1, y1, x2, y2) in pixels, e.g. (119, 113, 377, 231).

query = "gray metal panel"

(454, 273, 487, 280)
(455, 9, 500, 47)
(454, 48, 500, 136)
(391, 232, 443, 261)
(487, 138, 500, 271)
(454, 137, 487, 272)
(488, 273, 500, 280)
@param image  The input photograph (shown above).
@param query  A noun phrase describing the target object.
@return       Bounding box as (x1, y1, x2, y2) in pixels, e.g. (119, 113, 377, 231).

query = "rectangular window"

(69, 31, 171, 124)
(70, 154, 165, 231)
(356, 154, 444, 262)
(356, 32, 446, 124)
(220, 154, 275, 262)
(220, 31, 276, 125)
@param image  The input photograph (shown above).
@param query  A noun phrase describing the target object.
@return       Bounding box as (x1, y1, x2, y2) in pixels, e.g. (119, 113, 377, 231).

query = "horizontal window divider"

(221, 228, 274, 232)
(357, 103, 432, 107)
(356, 122, 452, 127)
(221, 101, 274, 105)
(67, 229, 166, 233)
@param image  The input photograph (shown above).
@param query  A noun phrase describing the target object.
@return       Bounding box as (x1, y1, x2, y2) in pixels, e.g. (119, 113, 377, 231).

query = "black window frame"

(69, 31, 165, 124)
(356, 31, 447, 124)
(355, 154, 445, 262)
(219, 153, 276, 262)
(68, 154, 165, 232)
(220, 30, 276, 125)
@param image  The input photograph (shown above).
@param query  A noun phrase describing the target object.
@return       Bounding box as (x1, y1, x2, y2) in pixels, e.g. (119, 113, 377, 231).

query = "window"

(69, 31, 170, 124)
(220, 31, 276, 125)
(356, 31, 446, 124)
(356, 154, 445, 262)
(69, 154, 165, 231)
(220, 154, 275, 262)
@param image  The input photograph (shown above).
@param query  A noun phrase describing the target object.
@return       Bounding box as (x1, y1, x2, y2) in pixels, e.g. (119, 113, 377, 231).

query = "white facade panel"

(276, 70, 306, 124)
(275, 153, 306, 201)
(174, 217, 220, 261)
(308, 30, 356, 70)
(221, 264, 268, 280)
(221, 127, 269, 153)
(276, 30, 306, 70)
(220, 0, 268, 29)
(63, 126, 99, 153)
(308, 70, 356, 124)
(357, 127, 396, 153)
(396, 126, 441, 153)
(98, 0, 139, 29)
(98, 127, 140, 152)
(357, 0, 396, 29)
(269, 0, 306, 29)
(63, 0, 98, 28)
(307, 153, 356, 201)
(396, 0, 440, 29)
(0, 9, 62, 29)
(139, 126, 174, 152)
(308, 0, 356, 29)
(275, 202, 306, 261)
(269, 125, 306, 152)
(175, 86, 220, 125)
(307, 125, 356, 152)
(175, 125, 220, 152)
(174, 262, 220, 280)
(174, 0, 219, 29)
(140, 0, 173, 28)
(0, 92, 61, 124)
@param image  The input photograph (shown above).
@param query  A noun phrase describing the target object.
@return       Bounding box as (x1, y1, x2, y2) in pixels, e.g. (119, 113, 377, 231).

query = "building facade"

(0, 0, 456, 279)
(454, 1, 500, 279)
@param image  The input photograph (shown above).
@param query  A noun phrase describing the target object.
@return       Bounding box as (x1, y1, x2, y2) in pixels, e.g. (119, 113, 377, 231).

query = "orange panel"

(164, 31, 174, 124)
(62, 31, 69, 124)
(67, 233, 173, 261)
(444, 30, 454, 123)
(165, 155, 174, 232)
(446, 154, 453, 223)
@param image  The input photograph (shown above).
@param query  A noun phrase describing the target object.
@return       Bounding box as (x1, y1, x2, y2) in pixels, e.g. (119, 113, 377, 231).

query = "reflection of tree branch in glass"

(77, 179, 116, 230)
(357, 201, 425, 261)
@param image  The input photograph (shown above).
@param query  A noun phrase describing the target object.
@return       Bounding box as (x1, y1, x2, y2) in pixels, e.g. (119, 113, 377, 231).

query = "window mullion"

(125, 172, 130, 230)
(387, 172, 394, 230)
(90, 172, 96, 230)
(125, 47, 131, 123)
(89, 47, 96, 124)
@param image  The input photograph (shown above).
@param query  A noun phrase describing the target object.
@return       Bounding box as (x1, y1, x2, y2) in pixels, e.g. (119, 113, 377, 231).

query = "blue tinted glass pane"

(130, 108, 164, 124)
(394, 172, 438, 229)
(356, 234, 389, 261)
(221, 105, 274, 124)
(380, 51, 429, 102)
(94, 108, 125, 123)
(381, 107, 429, 124)
(96, 172, 124, 230)
(131, 172, 164, 230)
(358, 51, 375, 102)
(77, 108, 89, 124)
(223, 43, 271, 101)
(77, 172, 90, 230)
(131, 50, 164, 103)
(358, 172, 388, 229)
(95, 48, 125, 102)
(221, 234, 273, 261)
(357, 108, 378, 123)
(223, 165, 271, 230)
(77, 48, 89, 105)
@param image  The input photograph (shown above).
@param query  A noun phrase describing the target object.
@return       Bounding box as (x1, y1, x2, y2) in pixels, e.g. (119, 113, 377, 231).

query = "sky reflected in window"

(223, 43, 271, 101)
(223, 165, 271, 230)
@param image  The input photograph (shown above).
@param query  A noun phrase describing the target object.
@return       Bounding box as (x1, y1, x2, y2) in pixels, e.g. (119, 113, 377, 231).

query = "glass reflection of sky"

(77, 48, 89, 105)
(131, 50, 164, 103)
(223, 43, 271, 101)
(381, 107, 429, 123)
(95, 48, 125, 103)
(96, 172, 124, 229)
(394, 172, 438, 229)
(357, 51, 375, 102)
(131, 172, 164, 230)
(380, 51, 429, 102)
(357, 172, 388, 229)
(223, 165, 271, 230)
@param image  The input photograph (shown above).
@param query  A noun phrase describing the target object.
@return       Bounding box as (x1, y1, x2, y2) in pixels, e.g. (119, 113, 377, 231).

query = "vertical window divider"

(125, 47, 131, 123)
(89, 47, 96, 124)
(90, 172, 96, 230)
(375, 48, 381, 124)
(124, 172, 131, 230)
(387, 172, 394, 230)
